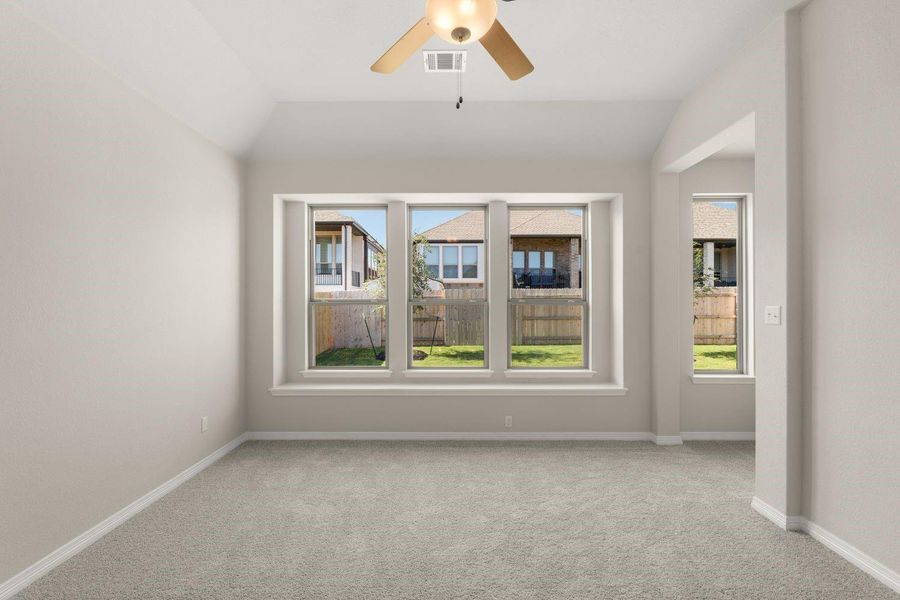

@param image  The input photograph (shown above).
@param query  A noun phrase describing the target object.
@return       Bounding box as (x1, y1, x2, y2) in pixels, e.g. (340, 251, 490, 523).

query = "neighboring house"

(420, 209, 583, 290)
(693, 202, 738, 287)
(314, 210, 384, 291)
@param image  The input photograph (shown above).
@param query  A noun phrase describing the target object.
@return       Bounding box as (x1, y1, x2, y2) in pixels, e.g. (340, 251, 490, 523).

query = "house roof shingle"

(313, 209, 385, 252)
(693, 202, 738, 239)
(420, 209, 582, 241)
(313, 209, 353, 224)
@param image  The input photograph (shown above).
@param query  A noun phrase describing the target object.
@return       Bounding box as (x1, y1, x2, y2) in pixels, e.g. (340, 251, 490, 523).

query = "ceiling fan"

(371, 0, 534, 80)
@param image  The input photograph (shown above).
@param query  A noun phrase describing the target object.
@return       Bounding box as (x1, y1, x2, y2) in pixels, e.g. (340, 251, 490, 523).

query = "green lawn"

(693, 344, 737, 371)
(314, 347, 386, 367)
(509, 345, 583, 368)
(314, 344, 583, 368)
(414, 345, 485, 367)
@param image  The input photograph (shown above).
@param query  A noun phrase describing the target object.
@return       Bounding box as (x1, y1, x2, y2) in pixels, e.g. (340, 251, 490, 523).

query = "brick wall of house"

(512, 237, 581, 283)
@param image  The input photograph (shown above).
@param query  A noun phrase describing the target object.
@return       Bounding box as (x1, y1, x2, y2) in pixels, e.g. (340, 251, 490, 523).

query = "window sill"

(269, 384, 628, 397)
(690, 374, 755, 385)
(300, 369, 393, 379)
(403, 369, 494, 378)
(504, 369, 597, 379)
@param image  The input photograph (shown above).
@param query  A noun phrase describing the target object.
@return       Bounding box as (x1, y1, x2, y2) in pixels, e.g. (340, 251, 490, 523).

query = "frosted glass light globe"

(425, 0, 498, 44)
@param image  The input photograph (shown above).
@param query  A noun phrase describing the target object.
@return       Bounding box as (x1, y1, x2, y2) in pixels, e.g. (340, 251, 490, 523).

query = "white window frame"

(691, 195, 753, 377)
(407, 206, 489, 370)
(271, 194, 626, 396)
(425, 242, 485, 283)
(507, 205, 589, 371)
(308, 205, 388, 371)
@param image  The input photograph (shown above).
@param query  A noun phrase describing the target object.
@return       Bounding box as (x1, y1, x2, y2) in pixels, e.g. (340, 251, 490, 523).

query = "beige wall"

(0, 4, 245, 582)
(800, 0, 900, 576)
(651, 12, 803, 516)
(679, 159, 755, 433)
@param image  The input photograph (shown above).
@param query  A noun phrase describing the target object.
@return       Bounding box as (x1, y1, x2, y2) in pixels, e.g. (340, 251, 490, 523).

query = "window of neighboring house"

(366, 243, 380, 281)
(310, 207, 387, 369)
(442, 246, 459, 279)
(409, 207, 487, 369)
(511, 251, 525, 287)
(509, 207, 587, 369)
(424, 246, 439, 279)
(692, 197, 748, 374)
(462, 245, 478, 279)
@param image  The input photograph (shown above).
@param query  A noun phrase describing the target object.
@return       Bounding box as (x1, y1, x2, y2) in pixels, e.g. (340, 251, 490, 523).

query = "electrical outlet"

(200, 416, 208, 433)
(504, 416, 513, 429)
(764, 305, 782, 325)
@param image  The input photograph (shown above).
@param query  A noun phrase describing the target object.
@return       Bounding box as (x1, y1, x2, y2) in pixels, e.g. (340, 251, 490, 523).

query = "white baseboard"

(751, 497, 899, 594)
(0, 433, 248, 600)
(682, 431, 755, 441)
(248, 431, 760, 446)
(650, 434, 684, 446)
(751, 496, 792, 530)
(801, 519, 900, 593)
(249, 431, 699, 446)
(247, 431, 655, 442)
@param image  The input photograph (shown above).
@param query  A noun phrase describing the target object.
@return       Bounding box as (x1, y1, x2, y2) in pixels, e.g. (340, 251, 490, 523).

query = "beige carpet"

(15, 441, 895, 599)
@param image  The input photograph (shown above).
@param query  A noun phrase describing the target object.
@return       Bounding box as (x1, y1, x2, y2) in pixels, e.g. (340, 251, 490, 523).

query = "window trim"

(407, 205, 489, 370)
(274, 193, 623, 392)
(507, 204, 589, 371)
(691, 195, 752, 376)
(308, 205, 389, 370)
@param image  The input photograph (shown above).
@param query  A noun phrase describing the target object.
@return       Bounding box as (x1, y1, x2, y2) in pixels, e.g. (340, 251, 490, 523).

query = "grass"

(314, 347, 386, 367)
(693, 344, 737, 371)
(314, 344, 583, 368)
(509, 345, 583, 368)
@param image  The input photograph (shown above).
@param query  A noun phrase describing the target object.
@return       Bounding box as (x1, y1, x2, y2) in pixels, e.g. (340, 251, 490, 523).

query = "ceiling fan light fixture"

(425, 0, 497, 45)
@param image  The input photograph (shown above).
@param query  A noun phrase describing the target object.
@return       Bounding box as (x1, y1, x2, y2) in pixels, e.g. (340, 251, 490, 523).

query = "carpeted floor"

(15, 441, 895, 599)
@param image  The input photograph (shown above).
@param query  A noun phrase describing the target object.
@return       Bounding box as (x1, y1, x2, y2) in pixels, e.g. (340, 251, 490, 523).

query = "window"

(442, 246, 459, 279)
(424, 246, 439, 279)
(509, 207, 586, 369)
(409, 207, 486, 369)
(462, 246, 478, 278)
(692, 198, 747, 373)
(309, 207, 387, 368)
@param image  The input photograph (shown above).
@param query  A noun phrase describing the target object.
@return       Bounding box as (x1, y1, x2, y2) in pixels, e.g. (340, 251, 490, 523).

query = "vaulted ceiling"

(13, 0, 800, 158)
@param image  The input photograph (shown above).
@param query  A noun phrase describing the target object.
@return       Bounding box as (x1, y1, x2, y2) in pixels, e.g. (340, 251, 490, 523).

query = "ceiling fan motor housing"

(425, 0, 497, 44)
(452, 27, 471, 43)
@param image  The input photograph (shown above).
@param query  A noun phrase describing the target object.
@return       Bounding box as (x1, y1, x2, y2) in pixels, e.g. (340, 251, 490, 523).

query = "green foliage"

(409, 233, 434, 301)
(364, 234, 433, 307)
(693, 241, 716, 300)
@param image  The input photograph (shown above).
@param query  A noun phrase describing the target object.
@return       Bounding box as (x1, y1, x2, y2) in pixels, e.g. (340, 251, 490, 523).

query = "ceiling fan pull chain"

(456, 70, 461, 109)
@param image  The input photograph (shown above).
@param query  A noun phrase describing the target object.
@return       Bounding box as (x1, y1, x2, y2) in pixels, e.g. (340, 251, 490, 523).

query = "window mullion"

(385, 200, 406, 372)
(488, 200, 508, 371)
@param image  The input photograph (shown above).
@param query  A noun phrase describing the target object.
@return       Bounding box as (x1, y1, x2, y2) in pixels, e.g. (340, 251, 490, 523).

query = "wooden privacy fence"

(414, 288, 581, 346)
(412, 289, 483, 346)
(693, 288, 737, 345)
(508, 301, 582, 345)
(314, 290, 384, 355)
(317, 288, 583, 351)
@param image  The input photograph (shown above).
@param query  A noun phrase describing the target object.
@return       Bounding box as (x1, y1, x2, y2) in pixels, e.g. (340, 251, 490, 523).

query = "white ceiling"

(710, 114, 757, 159)
(189, 0, 800, 102)
(13, 0, 800, 157)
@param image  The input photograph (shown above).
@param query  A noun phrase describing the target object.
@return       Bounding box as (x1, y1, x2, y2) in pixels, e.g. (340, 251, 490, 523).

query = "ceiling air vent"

(423, 50, 467, 73)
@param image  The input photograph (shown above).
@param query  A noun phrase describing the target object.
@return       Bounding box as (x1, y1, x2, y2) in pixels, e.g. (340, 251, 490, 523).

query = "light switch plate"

(764, 305, 782, 325)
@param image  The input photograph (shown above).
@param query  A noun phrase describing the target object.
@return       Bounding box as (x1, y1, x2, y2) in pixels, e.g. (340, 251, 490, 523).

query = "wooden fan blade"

(371, 18, 433, 74)
(480, 19, 534, 80)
